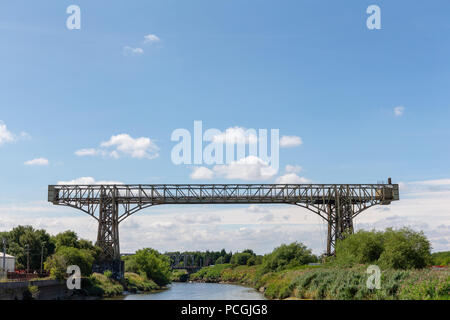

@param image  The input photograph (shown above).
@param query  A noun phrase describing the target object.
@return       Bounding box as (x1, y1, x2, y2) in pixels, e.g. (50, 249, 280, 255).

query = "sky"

(0, 0, 449, 255)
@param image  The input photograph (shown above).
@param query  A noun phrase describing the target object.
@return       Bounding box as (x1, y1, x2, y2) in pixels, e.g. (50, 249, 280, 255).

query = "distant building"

(0, 253, 15, 272)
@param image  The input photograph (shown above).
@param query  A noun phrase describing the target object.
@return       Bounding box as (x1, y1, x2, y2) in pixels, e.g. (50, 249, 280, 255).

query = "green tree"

(334, 230, 384, 267)
(124, 248, 171, 286)
(378, 228, 431, 269)
(2, 225, 55, 271)
(53, 231, 79, 250)
(262, 242, 316, 272)
(44, 246, 96, 277)
(230, 252, 253, 266)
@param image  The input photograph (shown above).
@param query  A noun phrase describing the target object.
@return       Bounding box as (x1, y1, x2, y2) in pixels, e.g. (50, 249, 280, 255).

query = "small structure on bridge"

(48, 180, 399, 278)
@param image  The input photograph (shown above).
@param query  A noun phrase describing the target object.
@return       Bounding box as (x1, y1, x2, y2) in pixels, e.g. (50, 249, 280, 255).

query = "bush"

(334, 230, 384, 266)
(231, 252, 254, 266)
(378, 228, 431, 269)
(88, 273, 123, 297)
(44, 246, 95, 277)
(124, 248, 171, 286)
(190, 264, 232, 282)
(431, 251, 450, 266)
(334, 228, 432, 270)
(124, 272, 159, 292)
(262, 242, 316, 272)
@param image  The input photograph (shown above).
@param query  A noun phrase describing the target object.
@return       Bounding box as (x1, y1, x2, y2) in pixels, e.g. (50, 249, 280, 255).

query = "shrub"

(378, 228, 431, 269)
(231, 252, 254, 266)
(262, 242, 316, 272)
(124, 248, 171, 286)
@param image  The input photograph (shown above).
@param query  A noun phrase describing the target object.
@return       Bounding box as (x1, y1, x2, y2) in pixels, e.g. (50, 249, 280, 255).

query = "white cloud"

(190, 167, 214, 180)
(76, 133, 159, 160)
(279, 135, 303, 148)
(275, 173, 311, 184)
(212, 127, 258, 145)
(74, 148, 103, 157)
(285, 165, 302, 174)
(143, 34, 160, 44)
(0, 122, 16, 145)
(247, 205, 269, 213)
(394, 106, 405, 116)
(57, 177, 123, 185)
(24, 158, 49, 166)
(213, 156, 277, 181)
(124, 46, 144, 55)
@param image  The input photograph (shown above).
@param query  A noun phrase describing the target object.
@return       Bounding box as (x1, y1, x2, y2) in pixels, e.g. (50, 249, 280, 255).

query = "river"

(119, 282, 266, 300)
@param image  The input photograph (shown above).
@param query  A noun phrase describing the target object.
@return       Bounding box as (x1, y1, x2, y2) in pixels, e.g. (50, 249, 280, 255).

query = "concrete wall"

(0, 279, 71, 300)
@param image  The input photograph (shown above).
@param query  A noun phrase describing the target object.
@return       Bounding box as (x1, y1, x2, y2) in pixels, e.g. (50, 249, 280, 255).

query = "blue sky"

(0, 1, 449, 254)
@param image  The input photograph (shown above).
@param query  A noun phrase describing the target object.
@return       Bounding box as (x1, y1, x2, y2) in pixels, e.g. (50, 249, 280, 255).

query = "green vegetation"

(171, 269, 189, 282)
(0, 226, 55, 270)
(431, 251, 450, 266)
(123, 248, 171, 286)
(190, 229, 449, 300)
(333, 228, 432, 269)
(190, 264, 232, 282)
(124, 272, 159, 293)
(44, 232, 100, 279)
(166, 249, 233, 267)
(261, 242, 317, 272)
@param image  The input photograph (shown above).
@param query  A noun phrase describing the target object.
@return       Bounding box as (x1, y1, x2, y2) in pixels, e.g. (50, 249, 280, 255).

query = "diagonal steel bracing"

(48, 183, 400, 261)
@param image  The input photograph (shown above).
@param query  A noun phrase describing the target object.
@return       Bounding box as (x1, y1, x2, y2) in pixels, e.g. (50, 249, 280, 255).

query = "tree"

(2, 225, 55, 271)
(262, 242, 316, 272)
(334, 230, 384, 267)
(44, 246, 95, 277)
(378, 228, 431, 269)
(53, 231, 79, 250)
(334, 228, 432, 270)
(124, 248, 171, 286)
(230, 252, 253, 266)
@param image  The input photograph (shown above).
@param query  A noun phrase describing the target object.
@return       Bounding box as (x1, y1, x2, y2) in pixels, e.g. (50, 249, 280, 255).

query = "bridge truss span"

(48, 183, 399, 263)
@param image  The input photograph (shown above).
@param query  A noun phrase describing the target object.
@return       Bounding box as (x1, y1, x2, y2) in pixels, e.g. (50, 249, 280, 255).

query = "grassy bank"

(82, 272, 163, 298)
(190, 264, 450, 300)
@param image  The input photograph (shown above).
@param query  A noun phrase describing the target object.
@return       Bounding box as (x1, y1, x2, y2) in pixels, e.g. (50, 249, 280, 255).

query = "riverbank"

(189, 264, 450, 300)
(79, 272, 167, 298)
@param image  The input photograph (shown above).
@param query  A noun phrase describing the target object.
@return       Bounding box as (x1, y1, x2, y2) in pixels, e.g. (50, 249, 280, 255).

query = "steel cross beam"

(48, 183, 399, 260)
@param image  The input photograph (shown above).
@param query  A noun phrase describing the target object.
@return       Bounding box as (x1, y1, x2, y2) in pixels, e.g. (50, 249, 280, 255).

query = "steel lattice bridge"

(48, 181, 399, 277)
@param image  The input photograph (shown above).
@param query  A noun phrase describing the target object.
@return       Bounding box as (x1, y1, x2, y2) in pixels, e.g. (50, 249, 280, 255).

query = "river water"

(120, 282, 266, 300)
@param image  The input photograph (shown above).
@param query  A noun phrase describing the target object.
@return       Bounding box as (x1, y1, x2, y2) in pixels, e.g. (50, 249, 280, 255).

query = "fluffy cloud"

(57, 177, 123, 185)
(285, 165, 302, 173)
(394, 106, 405, 116)
(190, 167, 214, 180)
(279, 135, 303, 148)
(275, 164, 310, 184)
(190, 157, 277, 181)
(124, 46, 144, 55)
(0, 121, 28, 146)
(75, 133, 159, 160)
(74, 148, 102, 157)
(0, 122, 15, 145)
(143, 34, 160, 44)
(213, 156, 277, 181)
(275, 173, 311, 184)
(24, 158, 49, 166)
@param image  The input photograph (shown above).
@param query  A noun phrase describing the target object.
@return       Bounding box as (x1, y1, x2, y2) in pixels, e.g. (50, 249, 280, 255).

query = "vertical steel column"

(96, 187, 120, 261)
(326, 186, 355, 255)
